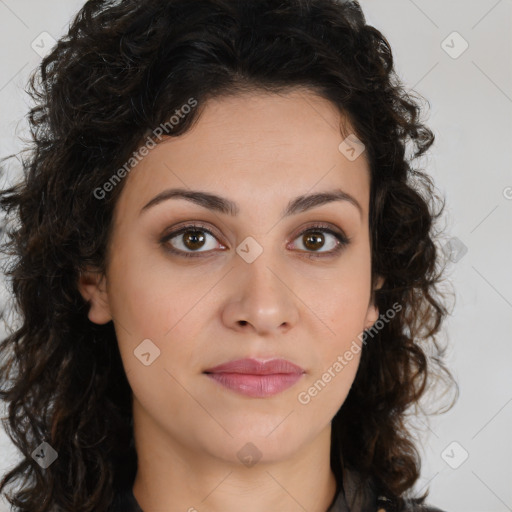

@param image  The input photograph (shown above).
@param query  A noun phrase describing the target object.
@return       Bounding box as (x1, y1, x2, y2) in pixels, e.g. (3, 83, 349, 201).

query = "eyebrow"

(140, 187, 363, 219)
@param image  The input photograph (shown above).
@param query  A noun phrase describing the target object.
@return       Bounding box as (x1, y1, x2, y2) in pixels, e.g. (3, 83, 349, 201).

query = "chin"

(202, 423, 310, 464)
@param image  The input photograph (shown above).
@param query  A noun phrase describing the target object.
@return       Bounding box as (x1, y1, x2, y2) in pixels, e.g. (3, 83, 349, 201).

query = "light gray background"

(0, 1, 511, 511)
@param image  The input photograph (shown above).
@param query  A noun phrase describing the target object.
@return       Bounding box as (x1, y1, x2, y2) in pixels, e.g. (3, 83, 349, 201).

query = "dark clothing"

(109, 467, 446, 512)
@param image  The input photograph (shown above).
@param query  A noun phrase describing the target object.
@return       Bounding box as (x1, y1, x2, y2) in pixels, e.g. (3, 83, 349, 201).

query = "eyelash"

(160, 222, 350, 259)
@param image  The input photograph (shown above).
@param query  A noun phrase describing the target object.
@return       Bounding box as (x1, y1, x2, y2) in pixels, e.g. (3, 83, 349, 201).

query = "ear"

(363, 275, 385, 330)
(78, 269, 112, 324)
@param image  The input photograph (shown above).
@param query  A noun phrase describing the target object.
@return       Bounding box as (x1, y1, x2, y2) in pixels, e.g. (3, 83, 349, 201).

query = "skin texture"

(79, 89, 384, 512)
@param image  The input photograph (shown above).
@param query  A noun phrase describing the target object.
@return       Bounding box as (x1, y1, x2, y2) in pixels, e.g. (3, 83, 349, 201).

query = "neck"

(131, 402, 338, 512)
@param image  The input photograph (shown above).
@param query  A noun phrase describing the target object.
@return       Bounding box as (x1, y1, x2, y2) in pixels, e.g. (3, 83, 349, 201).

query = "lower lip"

(205, 372, 304, 398)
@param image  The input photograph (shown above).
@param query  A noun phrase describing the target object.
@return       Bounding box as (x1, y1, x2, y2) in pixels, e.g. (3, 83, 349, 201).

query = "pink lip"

(204, 358, 305, 398)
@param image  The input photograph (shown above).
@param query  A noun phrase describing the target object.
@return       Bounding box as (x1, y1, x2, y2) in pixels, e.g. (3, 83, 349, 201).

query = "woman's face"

(80, 89, 381, 465)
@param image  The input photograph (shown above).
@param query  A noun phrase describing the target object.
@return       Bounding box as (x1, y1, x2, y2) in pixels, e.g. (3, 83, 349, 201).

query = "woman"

(0, 0, 457, 511)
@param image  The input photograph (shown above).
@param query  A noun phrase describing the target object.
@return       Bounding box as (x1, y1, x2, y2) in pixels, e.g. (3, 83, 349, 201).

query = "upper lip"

(204, 358, 305, 375)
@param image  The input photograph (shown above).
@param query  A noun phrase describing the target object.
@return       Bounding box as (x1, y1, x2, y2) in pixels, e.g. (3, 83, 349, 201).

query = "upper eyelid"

(161, 222, 222, 242)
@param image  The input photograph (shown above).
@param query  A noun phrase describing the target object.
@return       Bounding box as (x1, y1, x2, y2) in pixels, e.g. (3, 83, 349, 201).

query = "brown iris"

(302, 231, 325, 251)
(182, 230, 206, 250)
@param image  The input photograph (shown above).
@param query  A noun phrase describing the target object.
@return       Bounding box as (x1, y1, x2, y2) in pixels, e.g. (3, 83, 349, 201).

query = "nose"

(221, 251, 300, 336)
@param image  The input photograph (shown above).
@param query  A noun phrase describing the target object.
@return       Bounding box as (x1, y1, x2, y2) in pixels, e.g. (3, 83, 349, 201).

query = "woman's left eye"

(289, 226, 349, 257)
(160, 223, 349, 258)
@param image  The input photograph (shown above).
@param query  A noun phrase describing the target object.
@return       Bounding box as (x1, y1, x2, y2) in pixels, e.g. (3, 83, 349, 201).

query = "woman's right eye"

(161, 224, 226, 258)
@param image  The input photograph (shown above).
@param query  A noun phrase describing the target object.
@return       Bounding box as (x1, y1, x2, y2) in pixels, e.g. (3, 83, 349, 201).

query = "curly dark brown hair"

(0, 0, 458, 510)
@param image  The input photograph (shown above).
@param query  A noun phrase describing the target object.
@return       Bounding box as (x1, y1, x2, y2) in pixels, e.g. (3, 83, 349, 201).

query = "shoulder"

(343, 468, 448, 512)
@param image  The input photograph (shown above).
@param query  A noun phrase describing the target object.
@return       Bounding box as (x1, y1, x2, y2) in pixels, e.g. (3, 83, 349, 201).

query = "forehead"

(114, 89, 371, 221)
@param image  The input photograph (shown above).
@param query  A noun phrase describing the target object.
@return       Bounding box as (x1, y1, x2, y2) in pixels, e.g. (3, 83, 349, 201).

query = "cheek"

(295, 344, 362, 430)
(297, 252, 371, 398)
(303, 262, 372, 336)
(105, 237, 223, 373)
(106, 236, 203, 336)
(107, 256, 206, 417)
(297, 290, 366, 420)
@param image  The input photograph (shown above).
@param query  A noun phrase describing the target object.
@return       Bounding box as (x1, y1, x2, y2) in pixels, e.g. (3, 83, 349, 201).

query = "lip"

(204, 358, 306, 398)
